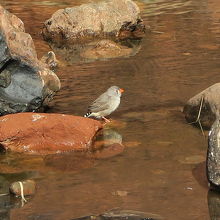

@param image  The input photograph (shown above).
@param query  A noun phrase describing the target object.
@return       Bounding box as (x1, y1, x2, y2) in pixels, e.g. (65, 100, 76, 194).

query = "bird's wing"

(88, 93, 111, 113)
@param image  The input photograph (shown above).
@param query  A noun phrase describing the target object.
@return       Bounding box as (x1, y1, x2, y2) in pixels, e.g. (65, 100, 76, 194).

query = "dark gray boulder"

(207, 118, 220, 188)
(0, 5, 60, 115)
(183, 83, 220, 129)
(42, 0, 146, 44)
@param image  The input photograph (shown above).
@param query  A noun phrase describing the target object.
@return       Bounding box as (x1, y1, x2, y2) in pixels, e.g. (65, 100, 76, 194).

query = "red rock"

(0, 113, 102, 155)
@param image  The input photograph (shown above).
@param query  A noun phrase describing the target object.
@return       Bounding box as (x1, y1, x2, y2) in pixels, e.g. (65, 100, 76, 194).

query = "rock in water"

(42, 0, 145, 44)
(10, 180, 36, 196)
(207, 118, 220, 188)
(183, 83, 220, 129)
(0, 113, 102, 155)
(0, 5, 60, 115)
(40, 51, 59, 70)
(71, 209, 163, 220)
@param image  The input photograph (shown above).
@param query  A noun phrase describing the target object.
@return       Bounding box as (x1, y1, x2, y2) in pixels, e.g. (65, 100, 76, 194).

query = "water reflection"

(92, 126, 125, 159)
(49, 39, 142, 64)
(44, 126, 124, 171)
(208, 190, 220, 220)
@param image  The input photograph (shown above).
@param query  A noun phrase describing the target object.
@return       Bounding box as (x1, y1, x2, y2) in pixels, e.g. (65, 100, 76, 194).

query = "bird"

(84, 86, 124, 122)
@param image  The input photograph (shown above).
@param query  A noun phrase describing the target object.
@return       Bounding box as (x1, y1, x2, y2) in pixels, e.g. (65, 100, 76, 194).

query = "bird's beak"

(119, 88, 124, 93)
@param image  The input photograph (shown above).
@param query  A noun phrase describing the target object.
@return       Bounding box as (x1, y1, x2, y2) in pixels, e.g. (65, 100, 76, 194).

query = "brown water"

(2, 0, 220, 219)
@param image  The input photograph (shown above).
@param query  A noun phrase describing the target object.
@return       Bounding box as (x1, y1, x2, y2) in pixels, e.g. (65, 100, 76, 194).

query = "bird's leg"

(102, 116, 111, 123)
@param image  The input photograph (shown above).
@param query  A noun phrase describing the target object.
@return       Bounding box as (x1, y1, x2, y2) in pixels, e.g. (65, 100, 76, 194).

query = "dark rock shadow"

(192, 161, 208, 189)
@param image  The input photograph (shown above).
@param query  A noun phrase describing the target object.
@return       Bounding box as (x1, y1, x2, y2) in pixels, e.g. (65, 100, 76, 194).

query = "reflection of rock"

(183, 83, 220, 129)
(192, 162, 207, 189)
(50, 39, 142, 63)
(178, 155, 205, 164)
(72, 209, 163, 220)
(42, 0, 145, 44)
(208, 190, 220, 220)
(81, 40, 138, 60)
(93, 143, 125, 159)
(44, 152, 95, 171)
(0, 5, 61, 115)
(40, 51, 59, 70)
(207, 118, 220, 189)
(0, 113, 102, 155)
(92, 128, 125, 159)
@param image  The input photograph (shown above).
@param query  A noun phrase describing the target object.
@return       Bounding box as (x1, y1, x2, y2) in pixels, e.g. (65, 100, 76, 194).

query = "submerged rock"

(10, 180, 36, 196)
(42, 0, 145, 44)
(183, 83, 220, 129)
(0, 5, 60, 116)
(0, 113, 102, 155)
(71, 209, 163, 220)
(207, 118, 220, 188)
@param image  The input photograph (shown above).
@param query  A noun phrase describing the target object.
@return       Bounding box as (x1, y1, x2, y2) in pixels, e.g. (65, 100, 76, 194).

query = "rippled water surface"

(2, 0, 220, 219)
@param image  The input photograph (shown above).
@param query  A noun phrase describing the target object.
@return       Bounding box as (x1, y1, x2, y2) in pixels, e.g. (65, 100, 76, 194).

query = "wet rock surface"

(0, 113, 102, 155)
(0, 5, 61, 116)
(42, 0, 145, 44)
(183, 83, 220, 129)
(10, 180, 36, 196)
(207, 118, 220, 188)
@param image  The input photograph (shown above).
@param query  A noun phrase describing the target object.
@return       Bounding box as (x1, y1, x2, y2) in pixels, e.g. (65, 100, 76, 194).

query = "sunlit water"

(1, 0, 220, 219)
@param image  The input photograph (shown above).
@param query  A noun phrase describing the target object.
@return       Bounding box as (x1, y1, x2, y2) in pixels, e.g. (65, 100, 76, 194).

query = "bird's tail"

(84, 112, 91, 117)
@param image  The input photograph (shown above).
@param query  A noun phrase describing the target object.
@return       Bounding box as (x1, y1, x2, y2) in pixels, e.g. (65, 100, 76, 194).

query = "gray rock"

(42, 0, 145, 44)
(207, 118, 220, 188)
(183, 83, 220, 129)
(0, 5, 61, 116)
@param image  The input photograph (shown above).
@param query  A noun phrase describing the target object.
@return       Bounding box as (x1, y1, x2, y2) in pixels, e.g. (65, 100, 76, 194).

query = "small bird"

(84, 86, 124, 122)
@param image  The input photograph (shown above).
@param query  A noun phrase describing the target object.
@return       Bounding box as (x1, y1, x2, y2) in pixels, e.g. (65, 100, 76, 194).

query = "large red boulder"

(0, 113, 102, 155)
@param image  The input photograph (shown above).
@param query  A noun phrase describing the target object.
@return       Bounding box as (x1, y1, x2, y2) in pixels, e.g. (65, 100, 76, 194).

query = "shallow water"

(1, 0, 220, 219)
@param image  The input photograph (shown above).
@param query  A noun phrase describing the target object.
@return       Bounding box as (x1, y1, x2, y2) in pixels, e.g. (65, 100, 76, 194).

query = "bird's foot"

(102, 117, 111, 123)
